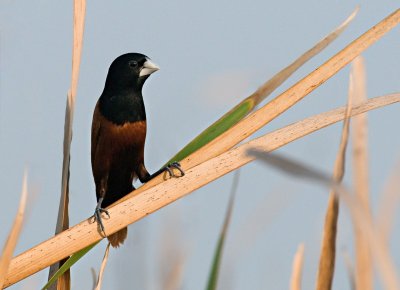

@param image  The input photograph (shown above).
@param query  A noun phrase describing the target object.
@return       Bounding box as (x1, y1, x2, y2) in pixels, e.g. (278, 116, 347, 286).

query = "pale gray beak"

(139, 58, 160, 77)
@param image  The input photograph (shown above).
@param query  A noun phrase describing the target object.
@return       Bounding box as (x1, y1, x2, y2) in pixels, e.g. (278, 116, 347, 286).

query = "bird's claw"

(92, 206, 110, 237)
(164, 161, 185, 178)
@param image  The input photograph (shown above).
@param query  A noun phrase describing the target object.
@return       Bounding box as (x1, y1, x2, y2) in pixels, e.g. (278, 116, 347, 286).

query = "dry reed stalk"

(93, 243, 110, 290)
(350, 57, 372, 290)
(0, 173, 28, 289)
(114, 8, 400, 208)
(315, 60, 354, 290)
(290, 244, 305, 290)
(48, 0, 86, 289)
(3, 93, 399, 288)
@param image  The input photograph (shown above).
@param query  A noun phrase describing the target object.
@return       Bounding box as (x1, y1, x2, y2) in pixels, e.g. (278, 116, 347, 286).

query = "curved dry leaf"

(0, 173, 28, 289)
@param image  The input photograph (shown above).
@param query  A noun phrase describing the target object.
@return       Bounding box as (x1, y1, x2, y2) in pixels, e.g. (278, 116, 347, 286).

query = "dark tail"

(107, 227, 128, 248)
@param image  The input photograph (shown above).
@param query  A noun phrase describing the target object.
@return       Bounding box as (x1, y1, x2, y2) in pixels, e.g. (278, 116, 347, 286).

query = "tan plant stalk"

(315, 59, 354, 290)
(0, 173, 28, 289)
(3, 93, 399, 288)
(94, 243, 110, 290)
(48, 0, 86, 289)
(350, 57, 372, 290)
(290, 244, 305, 290)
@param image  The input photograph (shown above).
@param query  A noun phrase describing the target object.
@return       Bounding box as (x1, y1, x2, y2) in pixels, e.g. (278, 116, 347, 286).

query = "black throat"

(99, 89, 147, 125)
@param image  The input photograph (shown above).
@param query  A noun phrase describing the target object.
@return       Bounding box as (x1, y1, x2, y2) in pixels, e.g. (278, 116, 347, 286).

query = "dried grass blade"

(249, 6, 359, 106)
(4, 93, 400, 288)
(315, 59, 354, 290)
(48, 0, 86, 288)
(350, 56, 372, 290)
(0, 173, 28, 289)
(290, 244, 305, 290)
(167, 7, 358, 164)
(94, 243, 110, 290)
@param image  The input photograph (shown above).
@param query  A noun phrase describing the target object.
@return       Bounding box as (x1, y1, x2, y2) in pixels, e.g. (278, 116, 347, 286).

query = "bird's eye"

(129, 60, 138, 68)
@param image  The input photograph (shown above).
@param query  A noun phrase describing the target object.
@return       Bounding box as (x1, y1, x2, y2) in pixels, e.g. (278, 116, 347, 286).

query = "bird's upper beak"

(139, 59, 160, 77)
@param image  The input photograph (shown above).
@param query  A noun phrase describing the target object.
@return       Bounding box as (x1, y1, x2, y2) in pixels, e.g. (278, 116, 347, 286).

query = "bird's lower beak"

(139, 59, 160, 77)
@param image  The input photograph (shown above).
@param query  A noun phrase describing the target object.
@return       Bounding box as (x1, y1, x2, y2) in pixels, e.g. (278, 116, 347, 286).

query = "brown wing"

(91, 101, 102, 168)
(91, 101, 109, 202)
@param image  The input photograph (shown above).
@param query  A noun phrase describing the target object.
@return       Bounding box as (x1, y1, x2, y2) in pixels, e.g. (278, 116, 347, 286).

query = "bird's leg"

(149, 161, 185, 179)
(138, 162, 185, 183)
(93, 196, 110, 237)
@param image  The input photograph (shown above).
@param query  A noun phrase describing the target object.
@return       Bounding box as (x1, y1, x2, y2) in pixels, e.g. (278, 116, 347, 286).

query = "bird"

(91, 53, 184, 247)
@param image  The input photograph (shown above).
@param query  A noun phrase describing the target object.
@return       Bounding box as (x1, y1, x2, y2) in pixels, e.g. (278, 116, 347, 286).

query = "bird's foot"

(164, 161, 185, 178)
(92, 205, 110, 237)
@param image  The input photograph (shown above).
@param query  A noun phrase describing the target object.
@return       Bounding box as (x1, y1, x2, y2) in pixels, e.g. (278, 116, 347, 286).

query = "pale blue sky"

(1, 1, 399, 289)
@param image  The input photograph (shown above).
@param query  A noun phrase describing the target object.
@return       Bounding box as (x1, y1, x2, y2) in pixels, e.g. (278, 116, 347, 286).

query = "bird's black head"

(104, 53, 160, 92)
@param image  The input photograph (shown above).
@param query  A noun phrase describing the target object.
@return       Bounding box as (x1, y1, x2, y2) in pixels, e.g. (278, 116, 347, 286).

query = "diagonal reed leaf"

(167, 7, 358, 164)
